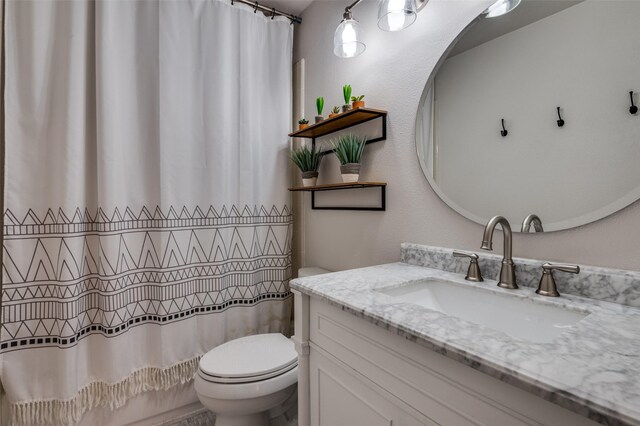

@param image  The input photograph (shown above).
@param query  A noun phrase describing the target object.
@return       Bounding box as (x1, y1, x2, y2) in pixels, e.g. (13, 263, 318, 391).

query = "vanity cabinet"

(310, 349, 431, 426)
(293, 291, 599, 426)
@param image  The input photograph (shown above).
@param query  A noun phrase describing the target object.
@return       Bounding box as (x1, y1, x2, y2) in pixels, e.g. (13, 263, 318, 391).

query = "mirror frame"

(414, 8, 640, 233)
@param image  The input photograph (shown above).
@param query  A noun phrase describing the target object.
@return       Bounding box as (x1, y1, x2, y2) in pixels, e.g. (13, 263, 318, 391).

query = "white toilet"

(195, 268, 330, 426)
(195, 333, 298, 426)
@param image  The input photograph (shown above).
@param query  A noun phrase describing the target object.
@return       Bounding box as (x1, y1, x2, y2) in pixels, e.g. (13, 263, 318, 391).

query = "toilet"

(195, 268, 330, 426)
(195, 333, 298, 426)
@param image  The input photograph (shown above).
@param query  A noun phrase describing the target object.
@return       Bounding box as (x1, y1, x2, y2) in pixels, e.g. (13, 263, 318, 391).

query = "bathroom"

(2, 0, 640, 425)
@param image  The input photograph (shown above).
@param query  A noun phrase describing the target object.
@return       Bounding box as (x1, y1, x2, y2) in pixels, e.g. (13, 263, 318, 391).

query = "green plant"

(290, 145, 324, 172)
(343, 85, 352, 105)
(316, 97, 324, 115)
(298, 118, 309, 125)
(330, 134, 367, 165)
(351, 95, 365, 102)
(331, 106, 340, 114)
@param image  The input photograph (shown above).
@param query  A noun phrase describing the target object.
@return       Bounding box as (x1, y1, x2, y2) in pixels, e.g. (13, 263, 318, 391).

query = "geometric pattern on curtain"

(1, 204, 292, 352)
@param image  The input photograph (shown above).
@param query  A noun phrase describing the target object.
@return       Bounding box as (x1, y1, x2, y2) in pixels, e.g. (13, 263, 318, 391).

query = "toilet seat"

(199, 360, 297, 384)
(198, 333, 298, 385)
(195, 365, 298, 400)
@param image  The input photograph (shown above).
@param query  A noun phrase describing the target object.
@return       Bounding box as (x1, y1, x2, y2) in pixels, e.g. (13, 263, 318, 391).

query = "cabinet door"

(310, 348, 437, 426)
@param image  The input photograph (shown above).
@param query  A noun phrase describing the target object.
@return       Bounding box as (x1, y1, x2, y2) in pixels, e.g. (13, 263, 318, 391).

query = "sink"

(377, 279, 589, 343)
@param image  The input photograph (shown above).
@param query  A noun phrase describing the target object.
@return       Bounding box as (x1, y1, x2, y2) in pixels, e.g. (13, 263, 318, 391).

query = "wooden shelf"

(289, 108, 387, 139)
(288, 182, 386, 192)
(288, 182, 387, 211)
(288, 108, 388, 211)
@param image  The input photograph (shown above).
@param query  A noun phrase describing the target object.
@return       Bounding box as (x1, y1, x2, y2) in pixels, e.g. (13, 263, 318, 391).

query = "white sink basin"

(378, 279, 589, 343)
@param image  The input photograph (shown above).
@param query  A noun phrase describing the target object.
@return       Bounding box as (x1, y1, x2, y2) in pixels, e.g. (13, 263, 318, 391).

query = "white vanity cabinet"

(293, 291, 599, 426)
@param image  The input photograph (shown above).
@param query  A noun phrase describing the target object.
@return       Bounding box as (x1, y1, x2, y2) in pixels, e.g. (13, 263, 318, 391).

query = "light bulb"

(341, 22, 357, 57)
(483, 0, 521, 18)
(386, 0, 407, 31)
(377, 0, 417, 32)
(334, 17, 365, 58)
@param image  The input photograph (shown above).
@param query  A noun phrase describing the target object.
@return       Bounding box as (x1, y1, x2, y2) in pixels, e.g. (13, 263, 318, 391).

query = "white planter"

(303, 177, 318, 187)
(340, 163, 361, 183)
(301, 171, 319, 187)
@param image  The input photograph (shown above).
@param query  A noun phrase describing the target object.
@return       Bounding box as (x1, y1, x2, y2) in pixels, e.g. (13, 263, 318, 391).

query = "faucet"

(480, 215, 518, 289)
(536, 262, 580, 297)
(521, 214, 544, 233)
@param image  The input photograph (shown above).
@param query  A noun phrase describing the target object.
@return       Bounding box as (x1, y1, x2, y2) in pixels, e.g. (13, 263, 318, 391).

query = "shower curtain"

(1, 0, 293, 424)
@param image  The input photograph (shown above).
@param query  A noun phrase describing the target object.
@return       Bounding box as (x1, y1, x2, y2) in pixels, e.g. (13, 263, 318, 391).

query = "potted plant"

(342, 85, 352, 112)
(291, 144, 324, 187)
(351, 95, 365, 109)
(315, 97, 325, 123)
(331, 134, 367, 183)
(329, 106, 340, 118)
(298, 118, 309, 130)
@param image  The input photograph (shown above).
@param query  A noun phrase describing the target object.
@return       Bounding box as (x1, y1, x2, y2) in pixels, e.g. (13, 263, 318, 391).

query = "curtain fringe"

(9, 357, 201, 426)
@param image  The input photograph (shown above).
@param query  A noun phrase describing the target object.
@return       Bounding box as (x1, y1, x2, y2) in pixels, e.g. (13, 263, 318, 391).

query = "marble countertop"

(291, 262, 640, 426)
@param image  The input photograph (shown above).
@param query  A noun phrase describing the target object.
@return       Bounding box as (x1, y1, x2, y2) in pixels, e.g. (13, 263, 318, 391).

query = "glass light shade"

(483, 0, 521, 18)
(377, 0, 417, 32)
(334, 18, 366, 58)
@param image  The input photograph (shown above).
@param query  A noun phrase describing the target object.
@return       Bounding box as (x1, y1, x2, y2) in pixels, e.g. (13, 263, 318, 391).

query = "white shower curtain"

(1, 1, 293, 424)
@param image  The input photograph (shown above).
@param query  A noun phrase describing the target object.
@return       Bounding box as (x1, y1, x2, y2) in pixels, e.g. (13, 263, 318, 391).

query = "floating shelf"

(289, 108, 387, 138)
(289, 108, 387, 154)
(288, 182, 386, 211)
(288, 181, 386, 192)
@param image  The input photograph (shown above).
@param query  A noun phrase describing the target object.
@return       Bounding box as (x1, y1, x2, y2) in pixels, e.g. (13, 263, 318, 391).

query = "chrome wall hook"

(500, 119, 508, 137)
(556, 107, 565, 127)
(630, 91, 638, 115)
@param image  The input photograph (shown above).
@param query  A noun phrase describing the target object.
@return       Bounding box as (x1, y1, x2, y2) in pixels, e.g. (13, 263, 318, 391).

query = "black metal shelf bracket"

(311, 114, 387, 155)
(310, 184, 386, 211)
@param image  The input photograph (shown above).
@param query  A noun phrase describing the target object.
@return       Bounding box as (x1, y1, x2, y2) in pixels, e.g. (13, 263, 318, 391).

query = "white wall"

(431, 1, 640, 229)
(294, 0, 640, 271)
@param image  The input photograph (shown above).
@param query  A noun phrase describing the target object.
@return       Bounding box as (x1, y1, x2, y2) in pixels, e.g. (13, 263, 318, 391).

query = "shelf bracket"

(311, 184, 386, 211)
(311, 114, 387, 155)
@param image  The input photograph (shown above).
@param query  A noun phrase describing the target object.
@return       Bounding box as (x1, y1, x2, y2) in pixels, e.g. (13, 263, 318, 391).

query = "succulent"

(331, 106, 340, 114)
(330, 134, 367, 165)
(316, 97, 324, 115)
(343, 85, 352, 105)
(290, 145, 324, 172)
(351, 95, 365, 102)
(298, 118, 309, 125)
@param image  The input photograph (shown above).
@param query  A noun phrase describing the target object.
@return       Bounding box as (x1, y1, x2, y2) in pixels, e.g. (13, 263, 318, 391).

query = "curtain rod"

(231, 0, 302, 24)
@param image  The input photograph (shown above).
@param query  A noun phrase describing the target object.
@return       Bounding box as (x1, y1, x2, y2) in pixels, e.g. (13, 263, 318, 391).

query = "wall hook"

(556, 107, 565, 127)
(630, 91, 638, 115)
(500, 119, 508, 137)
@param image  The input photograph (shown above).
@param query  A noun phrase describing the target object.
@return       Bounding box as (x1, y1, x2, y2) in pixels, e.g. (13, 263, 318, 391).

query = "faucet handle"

(536, 262, 580, 297)
(542, 263, 580, 274)
(453, 250, 483, 282)
(453, 250, 478, 260)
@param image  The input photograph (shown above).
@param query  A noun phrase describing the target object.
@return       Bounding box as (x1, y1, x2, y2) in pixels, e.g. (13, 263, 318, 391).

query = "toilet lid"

(199, 333, 297, 380)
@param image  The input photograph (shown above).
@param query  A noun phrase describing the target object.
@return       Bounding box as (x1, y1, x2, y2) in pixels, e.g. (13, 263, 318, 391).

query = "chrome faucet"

(521, 214, 544, 233)
(480, 215, 517, 289)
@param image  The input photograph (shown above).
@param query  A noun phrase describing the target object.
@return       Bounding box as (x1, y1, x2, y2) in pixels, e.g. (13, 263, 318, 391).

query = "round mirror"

(416, 0, 640, 232)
